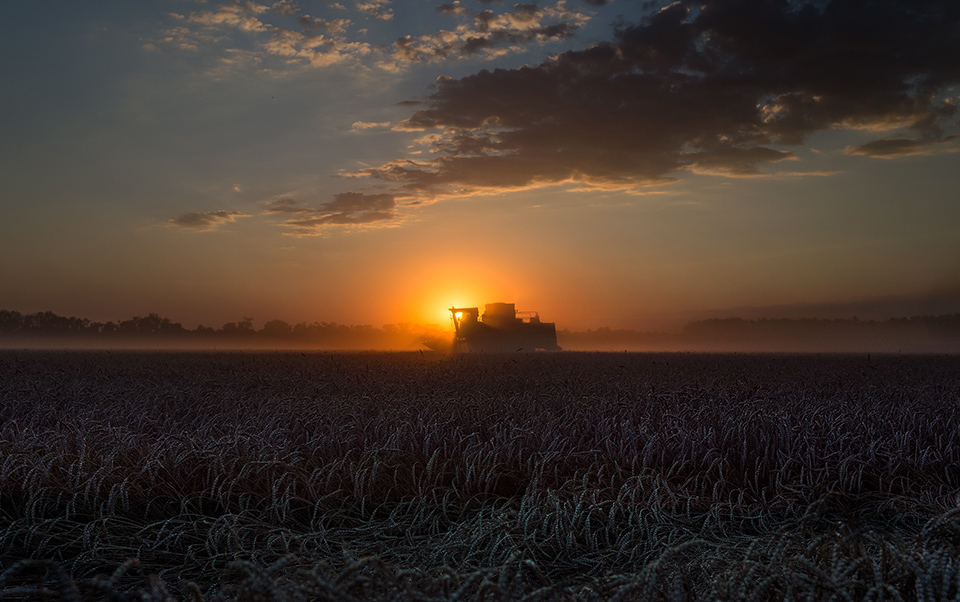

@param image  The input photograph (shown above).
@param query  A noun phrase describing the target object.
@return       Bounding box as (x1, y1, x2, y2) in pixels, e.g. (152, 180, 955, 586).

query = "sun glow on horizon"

(386, 254, 526, 327)
(393, 290, 484, 329)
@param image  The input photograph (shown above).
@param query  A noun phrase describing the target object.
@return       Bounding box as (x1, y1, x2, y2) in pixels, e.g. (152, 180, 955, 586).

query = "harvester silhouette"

(446, 302, 561, 352)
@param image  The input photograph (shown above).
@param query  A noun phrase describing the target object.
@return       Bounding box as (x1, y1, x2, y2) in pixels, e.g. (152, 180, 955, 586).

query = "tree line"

(561, 315, 960, 352)
(0, 310, 446, 348)
(2, 309, 959, 351)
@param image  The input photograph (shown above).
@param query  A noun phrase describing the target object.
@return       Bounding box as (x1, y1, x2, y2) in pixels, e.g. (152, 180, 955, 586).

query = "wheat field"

(2, 350, 960, 602)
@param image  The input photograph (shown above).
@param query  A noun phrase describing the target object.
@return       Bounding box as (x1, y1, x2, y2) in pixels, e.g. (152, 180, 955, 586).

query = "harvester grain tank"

(448, 302, 561, 352)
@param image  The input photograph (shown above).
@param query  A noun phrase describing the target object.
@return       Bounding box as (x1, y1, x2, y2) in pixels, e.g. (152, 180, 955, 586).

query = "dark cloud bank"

(365, 0, 960, 196)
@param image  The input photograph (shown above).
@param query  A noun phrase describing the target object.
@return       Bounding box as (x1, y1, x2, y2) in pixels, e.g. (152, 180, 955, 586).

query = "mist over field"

(2, 308, 959, 353)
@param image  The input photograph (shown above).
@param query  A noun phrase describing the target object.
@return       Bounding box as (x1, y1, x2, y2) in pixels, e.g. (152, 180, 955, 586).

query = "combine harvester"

(444, 302, 561, 352)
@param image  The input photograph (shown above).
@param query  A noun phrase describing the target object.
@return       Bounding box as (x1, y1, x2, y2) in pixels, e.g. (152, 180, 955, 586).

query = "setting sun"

(417, 295, 483, 328)
(386, 255, 524, 327)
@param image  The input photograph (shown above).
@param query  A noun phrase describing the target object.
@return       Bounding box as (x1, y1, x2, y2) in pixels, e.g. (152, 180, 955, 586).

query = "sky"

(1, 0, 959, 331)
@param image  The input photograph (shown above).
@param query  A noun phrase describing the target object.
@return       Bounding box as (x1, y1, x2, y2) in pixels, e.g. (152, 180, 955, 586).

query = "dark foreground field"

(2, 351, 960, 602)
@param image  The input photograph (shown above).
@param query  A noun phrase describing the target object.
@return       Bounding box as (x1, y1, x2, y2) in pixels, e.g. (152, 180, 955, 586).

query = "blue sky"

(1, 0, 959, 330)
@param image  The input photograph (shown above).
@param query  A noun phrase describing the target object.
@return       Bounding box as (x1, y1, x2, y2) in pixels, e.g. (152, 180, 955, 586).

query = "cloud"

(259, 27, 370, 65)
(262, 198, 309, 213)
(356, 0, 393, 21)
(157, 25, 208, 51)
(351, 120, 392, 130)
(161, 0, 595, 72)
(164, 1, 369, 69)
(187, 1, 271, 32)
(437, 2, 468, 17)
(265, 193, 398, 234)
(271, 1, 300, 15)
(843, 136, 959, 158)
(385, 1, 591, 66)
(296, 15, 351, 33)
(354, 0, 960, 198)
(685, 147, 798, 177)
(166, 210, 250, 231)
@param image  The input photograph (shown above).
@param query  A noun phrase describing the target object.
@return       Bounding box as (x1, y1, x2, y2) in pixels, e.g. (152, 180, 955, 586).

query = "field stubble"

(1, 351, 960, 601)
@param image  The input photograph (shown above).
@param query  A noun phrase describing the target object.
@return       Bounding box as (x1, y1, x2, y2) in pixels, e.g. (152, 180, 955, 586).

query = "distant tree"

(117, 313, 185, 335)
(261, 319, 293, 337)
(23, 311, 66, 332)
(220, 317, 255, 336)
(23, 311, 87, 333)
(292, 322, 313, 338)
(0, 310, 23, 332)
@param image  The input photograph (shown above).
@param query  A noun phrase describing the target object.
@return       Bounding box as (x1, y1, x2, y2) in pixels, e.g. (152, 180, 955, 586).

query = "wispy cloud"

(382, 1, 591, 68)
(351, 120, 392, 130)
(843, 136, 959, 159)
(158, 0, 595, 71)
(437, 2, 468, 17)
(166, 210, 250, 231)
(186, 1, 271, 32)
(162, 0, 372, 69)
(271, 1, 300, 16)
(356, 0, 393, 21)
(265, 193, 399, 235)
